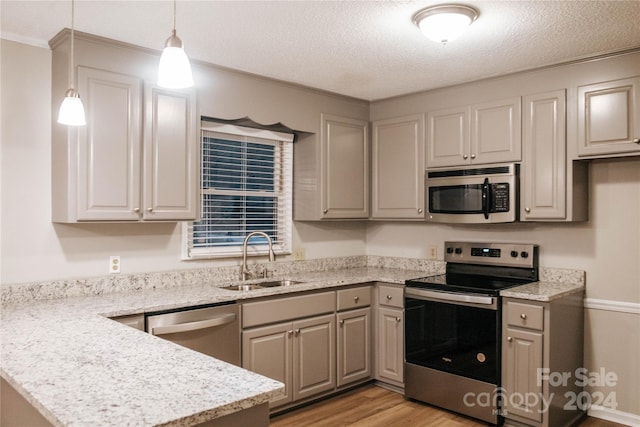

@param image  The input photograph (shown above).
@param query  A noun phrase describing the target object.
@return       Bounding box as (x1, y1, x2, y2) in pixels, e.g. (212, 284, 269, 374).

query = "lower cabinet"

(242, 314, 336, 408)
(337, 307, 371, 388)
(241, 286, 373, 411)
(375, 283, 405, 388)
(502, 295, 584, 427)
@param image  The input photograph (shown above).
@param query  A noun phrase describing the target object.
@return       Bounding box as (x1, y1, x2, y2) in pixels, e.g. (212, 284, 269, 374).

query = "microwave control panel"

(492, 183, 510, 212)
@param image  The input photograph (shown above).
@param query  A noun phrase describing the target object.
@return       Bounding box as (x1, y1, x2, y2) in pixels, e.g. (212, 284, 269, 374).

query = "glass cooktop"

(405, 273, 534, 296)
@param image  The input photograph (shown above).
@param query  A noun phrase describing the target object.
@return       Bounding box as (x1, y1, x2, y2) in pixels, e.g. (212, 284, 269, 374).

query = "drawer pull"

(507, 336, 513, 342)
(386, 295, 392, 300)
(354, 296, 360, 302)
(520, 313, 527, 320)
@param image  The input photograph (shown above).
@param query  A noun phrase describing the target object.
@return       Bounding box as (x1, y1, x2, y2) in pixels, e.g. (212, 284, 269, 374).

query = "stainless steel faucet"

(241, 231, 276, 280)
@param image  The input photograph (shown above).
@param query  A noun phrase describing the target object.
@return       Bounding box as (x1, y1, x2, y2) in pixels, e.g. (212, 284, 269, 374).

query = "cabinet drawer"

(506, 301, 544, 331)
(377, 284, 404, 308)
(337, 287, 371, 311)
(243, 291, 336, 328)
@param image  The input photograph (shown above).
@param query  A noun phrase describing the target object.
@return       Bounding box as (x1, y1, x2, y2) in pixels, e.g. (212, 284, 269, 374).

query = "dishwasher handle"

(150, 312, 237, 336)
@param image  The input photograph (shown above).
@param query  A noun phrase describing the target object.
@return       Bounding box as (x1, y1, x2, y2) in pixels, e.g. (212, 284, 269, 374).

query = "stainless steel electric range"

(404, 241, 539, 425)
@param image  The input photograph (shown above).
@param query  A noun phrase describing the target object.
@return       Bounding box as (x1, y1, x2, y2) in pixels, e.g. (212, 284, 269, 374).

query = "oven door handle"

(405, 287, 495, 306)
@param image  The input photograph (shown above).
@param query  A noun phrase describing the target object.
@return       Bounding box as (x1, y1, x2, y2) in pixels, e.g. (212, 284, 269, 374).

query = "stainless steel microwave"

(425, 163, 519, 223)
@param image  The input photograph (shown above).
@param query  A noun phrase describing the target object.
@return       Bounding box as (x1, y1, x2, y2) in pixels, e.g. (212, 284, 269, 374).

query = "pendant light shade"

(58, 0, 86, 126)
(58, 88, 86, 126)
(412, 4, 479, 44)
(158, 1, 194, 88)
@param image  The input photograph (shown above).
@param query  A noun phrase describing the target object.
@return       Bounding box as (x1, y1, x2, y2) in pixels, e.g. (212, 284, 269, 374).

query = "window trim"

(182, 122, 293, 260)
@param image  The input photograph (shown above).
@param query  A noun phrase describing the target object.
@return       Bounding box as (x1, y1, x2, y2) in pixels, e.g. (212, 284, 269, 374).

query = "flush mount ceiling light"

(57, 0, 86, 126)
(158, 0, 194, 88)
(412, 4, 479, 44)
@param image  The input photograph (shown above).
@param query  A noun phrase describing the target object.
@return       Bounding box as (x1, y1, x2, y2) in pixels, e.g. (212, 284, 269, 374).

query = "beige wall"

(0, 39, 367, 284)
(1, 39, 638, 420)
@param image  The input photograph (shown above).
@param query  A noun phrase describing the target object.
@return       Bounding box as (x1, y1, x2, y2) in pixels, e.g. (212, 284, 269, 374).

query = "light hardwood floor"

(270, 384, 625, 427)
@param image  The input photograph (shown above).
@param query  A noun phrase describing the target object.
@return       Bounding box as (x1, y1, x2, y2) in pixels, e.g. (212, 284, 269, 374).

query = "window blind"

(184, 123, 293, 259)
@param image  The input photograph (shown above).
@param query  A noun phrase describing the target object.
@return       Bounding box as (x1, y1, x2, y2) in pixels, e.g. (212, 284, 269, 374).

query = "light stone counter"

(501, 267, 586, 301)
(0, 257, 583, 426)
(0, 264, 436, 427)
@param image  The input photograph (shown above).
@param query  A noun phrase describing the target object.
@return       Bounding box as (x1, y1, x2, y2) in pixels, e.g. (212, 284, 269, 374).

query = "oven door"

(404, 287, 500, 384)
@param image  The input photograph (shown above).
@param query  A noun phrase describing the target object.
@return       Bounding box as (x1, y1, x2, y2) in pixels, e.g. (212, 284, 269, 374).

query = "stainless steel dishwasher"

(145, 302, 240, 366)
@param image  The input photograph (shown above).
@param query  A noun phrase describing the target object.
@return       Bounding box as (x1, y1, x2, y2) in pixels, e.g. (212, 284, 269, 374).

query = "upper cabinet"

(51, 35, 198, 223)
(371, 114, 425, 220)
(520, 90, 587, 222)
(426, 97, 521, 168)
(577, 76, 640, 158)
(294, 114, 369, 220)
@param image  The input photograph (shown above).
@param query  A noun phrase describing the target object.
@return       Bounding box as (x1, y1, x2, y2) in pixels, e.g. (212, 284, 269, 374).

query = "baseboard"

(588, 405, 640, 426)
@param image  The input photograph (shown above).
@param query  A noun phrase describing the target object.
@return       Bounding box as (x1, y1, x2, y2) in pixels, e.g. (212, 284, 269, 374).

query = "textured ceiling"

(2, 1, 639, 101)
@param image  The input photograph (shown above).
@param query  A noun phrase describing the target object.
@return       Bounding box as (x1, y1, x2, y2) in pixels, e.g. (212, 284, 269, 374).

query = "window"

(184, 122, 293, 259)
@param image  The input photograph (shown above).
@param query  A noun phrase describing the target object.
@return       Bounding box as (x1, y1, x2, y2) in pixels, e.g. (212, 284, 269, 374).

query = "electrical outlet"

(293, 248, 306, 261)
(109, 256, 121, 274)
(428, 246, 437, 260)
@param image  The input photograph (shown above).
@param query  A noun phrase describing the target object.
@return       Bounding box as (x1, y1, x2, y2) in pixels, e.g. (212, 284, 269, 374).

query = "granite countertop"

(0, 264, 584, 426)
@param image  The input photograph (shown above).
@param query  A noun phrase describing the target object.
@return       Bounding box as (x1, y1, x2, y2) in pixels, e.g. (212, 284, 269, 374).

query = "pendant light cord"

(173, 0, 177, 32)
(70, 0, 75, 90)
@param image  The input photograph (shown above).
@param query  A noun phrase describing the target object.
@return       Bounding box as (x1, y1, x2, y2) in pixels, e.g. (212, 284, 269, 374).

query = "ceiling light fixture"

(158, 0, 194, 88)
(57, 0, 86, 126)
(412, 4, 479, 44)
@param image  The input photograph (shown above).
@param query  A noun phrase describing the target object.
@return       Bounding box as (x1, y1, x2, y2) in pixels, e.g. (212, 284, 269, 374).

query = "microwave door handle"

(482, 178, 490, 219)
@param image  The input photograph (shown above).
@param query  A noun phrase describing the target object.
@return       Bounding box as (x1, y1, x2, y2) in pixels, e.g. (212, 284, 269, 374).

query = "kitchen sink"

(257, 279, 302, 288)
(221, 280, 303, 291)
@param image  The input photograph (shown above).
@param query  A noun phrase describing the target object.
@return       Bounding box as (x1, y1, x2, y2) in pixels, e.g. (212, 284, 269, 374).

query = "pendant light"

(158, 0, 194, 88)
(57, 0, 86, 126)
(412, 4, 479, 44)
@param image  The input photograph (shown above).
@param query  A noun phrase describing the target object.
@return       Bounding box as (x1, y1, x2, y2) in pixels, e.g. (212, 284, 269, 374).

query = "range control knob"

(446, 247, 454, 254)
(454, 247, 463, 255)
(520, 251, 529, 258)
(510, 251, 518, 258)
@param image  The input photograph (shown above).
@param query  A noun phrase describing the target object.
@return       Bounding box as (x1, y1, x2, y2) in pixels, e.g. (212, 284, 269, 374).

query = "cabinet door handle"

(339, 320, 344, 326)
(294, 329, 300, 336)
(633, 138, 640, 144)
(323, 209, 328, 214)
(417, 208, 423, 214)
(470, 154, 476, 159)
(525, 207, 531, 213)
(507, 336, 513, 342)
(395, 317, 401, 323)
(463, 154, 468, 159)
(520, 313, 527, 320)
(134, 207, 140, 213)
(147, 207, 153, 212)
(287, 330, 293, 337)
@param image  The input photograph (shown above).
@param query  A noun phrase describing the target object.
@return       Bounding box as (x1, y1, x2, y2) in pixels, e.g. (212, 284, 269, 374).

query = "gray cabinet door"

(293, 314, 336, 401)
(376, 306, 404, 385)
(242, 322, 293, 408)
(427, 106, 469, 168)
(503, 327, 543, 422)
(470, 97, 522, 165)
(521, 90, 567, 220)
(336, 308, 371, 387)
(372, 115, 425, 219)
(320, 114, 369, 219)
(76, 67, 142, 220)
(143, 84, 198, 220)
(578, 76, 640, 157)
